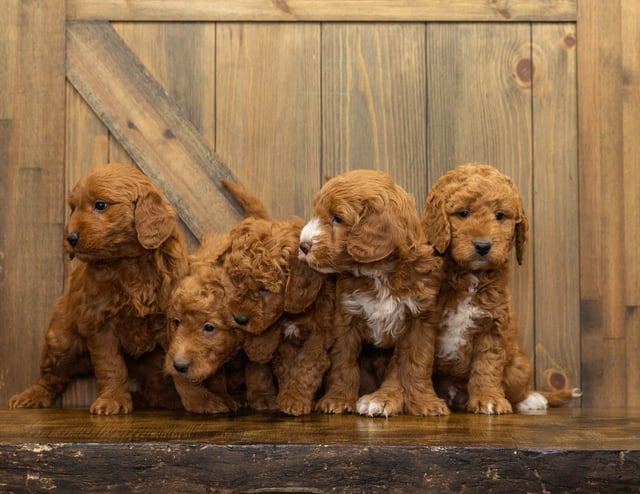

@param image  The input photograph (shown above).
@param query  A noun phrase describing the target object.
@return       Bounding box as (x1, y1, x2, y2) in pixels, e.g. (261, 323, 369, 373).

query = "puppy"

(9, 164, 189, 415)
(299, 169, 448, 417)
(165, 215, 333, 416)
(422, 163, 581, 414)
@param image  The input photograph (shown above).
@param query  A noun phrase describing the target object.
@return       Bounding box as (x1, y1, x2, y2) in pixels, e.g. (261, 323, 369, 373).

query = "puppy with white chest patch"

(423, 163, 581, 414)
(299, 169, 448, 417)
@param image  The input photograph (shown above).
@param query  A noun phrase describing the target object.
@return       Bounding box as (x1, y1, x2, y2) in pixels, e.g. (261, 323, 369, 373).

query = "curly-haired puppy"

(299, 169, 448, 417)
(422, 163, 581, 414)
(166, 215, 333, 416)
(9, 163, 189, 415)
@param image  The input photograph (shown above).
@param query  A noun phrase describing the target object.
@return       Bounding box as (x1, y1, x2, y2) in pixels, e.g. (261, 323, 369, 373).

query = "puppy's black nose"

(66, 232, 79, 247)
(233, 315, 250, 326)
(474, 240, 492, 256)
(173, 360, 189, 374)
(299, 241, 311, 255)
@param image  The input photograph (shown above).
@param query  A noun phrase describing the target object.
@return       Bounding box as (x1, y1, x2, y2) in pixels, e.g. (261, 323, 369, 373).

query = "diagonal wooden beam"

(66, 20, 244, 239)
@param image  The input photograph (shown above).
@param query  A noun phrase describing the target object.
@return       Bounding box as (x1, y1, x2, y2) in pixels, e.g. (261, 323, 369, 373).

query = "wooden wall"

(0, 0, 638, 409)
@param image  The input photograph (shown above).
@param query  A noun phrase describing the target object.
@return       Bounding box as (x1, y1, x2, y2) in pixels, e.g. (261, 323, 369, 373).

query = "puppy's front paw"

(468, 395, 512, 415)
(405, 396, 450, 417)
(356, 393, 402, 417)
(90, 393, 133, 415)
(8, 385, 55, 409)
(277, 392, 312, 416)
(315, 394, 355, 414)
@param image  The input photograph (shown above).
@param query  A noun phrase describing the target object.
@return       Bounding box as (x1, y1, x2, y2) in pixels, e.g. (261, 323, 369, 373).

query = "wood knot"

(516, 58, 534, 84)
(544, 369, 567, 390)
(127, 120, 137, 130)
(163, 129, 176, 139)
(563, 33, 577, 50)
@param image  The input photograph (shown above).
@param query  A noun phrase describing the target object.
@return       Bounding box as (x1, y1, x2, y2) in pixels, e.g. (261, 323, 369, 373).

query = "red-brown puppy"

(9, 164, 188, 415)
(299, 169, 447, 417)
(166, 216, 333, 416)
(423, 163, 581, 414)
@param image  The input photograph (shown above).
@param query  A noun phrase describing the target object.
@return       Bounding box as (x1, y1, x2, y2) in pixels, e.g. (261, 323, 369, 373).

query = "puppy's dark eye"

(258, 288, 270, 297)
(94, 201, 109, 211)
(331, 214, 343, 225)
(172, 318, 181, 327)
(456, 210, 470, 219)
(495, 211, 506, 221)
(203, 323, 215, 334)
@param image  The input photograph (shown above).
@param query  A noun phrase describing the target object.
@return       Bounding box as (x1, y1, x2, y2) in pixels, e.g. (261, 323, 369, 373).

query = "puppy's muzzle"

(473, 240, 492, 256)
(66, 231, 79, 248)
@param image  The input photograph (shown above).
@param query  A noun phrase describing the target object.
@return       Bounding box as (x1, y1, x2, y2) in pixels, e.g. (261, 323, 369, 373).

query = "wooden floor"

(1, 408, 639, 493)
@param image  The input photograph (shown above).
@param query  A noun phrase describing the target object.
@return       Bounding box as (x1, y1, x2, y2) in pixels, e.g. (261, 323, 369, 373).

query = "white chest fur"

(342, 275, 419, 346)
(437, 275, 485, 361)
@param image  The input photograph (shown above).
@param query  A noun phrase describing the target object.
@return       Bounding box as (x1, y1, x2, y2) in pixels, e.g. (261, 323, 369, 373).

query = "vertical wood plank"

(321, 23, 428, 209)
(216, 23, 321, 221)
(579, 0, 640, 407)
(425, 23, 535, 360)
(578, 0, 624, 407)
(621, 0, 640, 311)
(0, 0, 66, 404)
(531, 24, 580, 396)
(621, 0, 640, 407)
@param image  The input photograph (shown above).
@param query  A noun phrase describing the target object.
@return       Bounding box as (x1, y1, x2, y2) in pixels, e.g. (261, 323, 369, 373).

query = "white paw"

(516, 392, 549, 412)
(356, 397, 388, 417)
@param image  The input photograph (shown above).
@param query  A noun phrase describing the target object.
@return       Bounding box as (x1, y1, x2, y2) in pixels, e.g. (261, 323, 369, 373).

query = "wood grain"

(113, 22, 217, 249)
(0, 0, 66, 406)
(322, 23, 428, 210)
(0, 409, 638, 493)
(215, 23, 321, 221)
(578, 0, 640, 407)
(66, 21, 243, 239)
(531, 24, 580, 397)
(67, 0, 577, 22)
(425, 23, 535, 358)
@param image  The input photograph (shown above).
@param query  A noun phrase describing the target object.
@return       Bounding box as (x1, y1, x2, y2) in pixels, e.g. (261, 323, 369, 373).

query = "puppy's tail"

(221, 180, 270, 220)
(539, 387, 583, 407)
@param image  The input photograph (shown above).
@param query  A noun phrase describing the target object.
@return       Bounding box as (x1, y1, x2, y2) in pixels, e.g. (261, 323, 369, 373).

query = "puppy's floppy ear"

(422, 190, 451, 255)
(243, 322, 282, 364)
(514, 208, 529, 266)
(134, 189, 177, 249)
(347, 209, 398, 262)
(284, 258, 324, 313)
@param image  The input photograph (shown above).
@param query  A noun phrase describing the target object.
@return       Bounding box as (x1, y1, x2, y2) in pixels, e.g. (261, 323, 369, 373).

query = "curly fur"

(8, 164, 188, 415)
(165, 216, 334, 416)
(422, 163, 581, 414)
(299, 169, 447, 417)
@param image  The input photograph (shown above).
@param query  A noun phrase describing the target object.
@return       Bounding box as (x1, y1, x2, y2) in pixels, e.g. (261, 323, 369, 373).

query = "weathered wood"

(67, 0, 577, 22)
(0, 0, 66, 406)
(0, 409, 638, 493)
(66, 20, 243, 239)
(425, 23, 535, 359)
(621, 0, 640, 408)
(322, 23, 428, 211)
(531, 24, 580, 397)
(578, 0, 640, 408)
(216, 23, 321, 221)
(113, 22, 216, 249)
